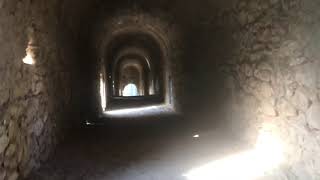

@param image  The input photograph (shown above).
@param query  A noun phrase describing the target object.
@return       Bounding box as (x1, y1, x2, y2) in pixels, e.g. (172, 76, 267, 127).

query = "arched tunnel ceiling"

(58, 0, 240, 41)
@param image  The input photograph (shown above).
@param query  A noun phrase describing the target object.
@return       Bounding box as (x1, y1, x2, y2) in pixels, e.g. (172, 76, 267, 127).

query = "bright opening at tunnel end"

(184, 124, 285, 180)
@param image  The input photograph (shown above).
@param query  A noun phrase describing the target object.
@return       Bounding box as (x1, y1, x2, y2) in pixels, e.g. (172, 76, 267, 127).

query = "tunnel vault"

(93, 13, 181, 118)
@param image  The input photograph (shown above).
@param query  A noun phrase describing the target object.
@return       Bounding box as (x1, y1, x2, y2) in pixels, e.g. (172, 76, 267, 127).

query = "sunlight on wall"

(22, 43, 38, 65)
(184, 123, 284, 180)
(100, 73, 106, 110)
(22, 52, 35, 65)
(193, 134, 200, 138)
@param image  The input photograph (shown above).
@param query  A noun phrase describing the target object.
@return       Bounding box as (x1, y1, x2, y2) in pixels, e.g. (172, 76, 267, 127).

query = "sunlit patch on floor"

(103, 104, 176, 118)
(184, 123, 284, 180)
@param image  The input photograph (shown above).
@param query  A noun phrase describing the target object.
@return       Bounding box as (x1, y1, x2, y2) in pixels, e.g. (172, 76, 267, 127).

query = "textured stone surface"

(259, 100, 277, 116)
(224, 0, 320, 179)
(277, 98, 298, 117)
(0, 0, 77, 179)
(0, 136, 9, 154)
(291, 87, 311, 111)
(307, 103, 320, 130)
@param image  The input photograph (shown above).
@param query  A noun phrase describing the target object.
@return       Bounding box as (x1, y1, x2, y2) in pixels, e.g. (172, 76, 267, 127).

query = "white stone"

(307, 103, 320, 129)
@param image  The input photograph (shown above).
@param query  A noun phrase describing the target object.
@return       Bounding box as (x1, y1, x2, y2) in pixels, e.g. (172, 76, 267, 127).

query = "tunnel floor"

(25, 119, 249, 180)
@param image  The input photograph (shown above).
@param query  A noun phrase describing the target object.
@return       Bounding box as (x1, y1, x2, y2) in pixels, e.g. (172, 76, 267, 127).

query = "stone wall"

(219, 0, 320, 179)
(0, 0, 76, 179)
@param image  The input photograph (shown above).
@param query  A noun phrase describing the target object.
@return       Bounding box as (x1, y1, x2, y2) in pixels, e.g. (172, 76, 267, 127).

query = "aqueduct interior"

(0, 0, 320, 179)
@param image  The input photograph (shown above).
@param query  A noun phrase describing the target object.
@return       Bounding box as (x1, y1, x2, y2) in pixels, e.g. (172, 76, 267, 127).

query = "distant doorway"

(123, 83, 138, 96)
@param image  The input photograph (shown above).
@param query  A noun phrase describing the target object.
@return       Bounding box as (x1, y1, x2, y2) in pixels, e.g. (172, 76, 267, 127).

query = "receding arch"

(117, 59, 145, 96)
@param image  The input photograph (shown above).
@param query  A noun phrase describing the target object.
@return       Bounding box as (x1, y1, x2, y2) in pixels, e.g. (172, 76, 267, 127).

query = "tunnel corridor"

(1, 0, 320, 180)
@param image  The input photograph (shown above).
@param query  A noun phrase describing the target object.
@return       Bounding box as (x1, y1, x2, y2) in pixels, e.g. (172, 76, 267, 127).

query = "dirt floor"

(25, 119, 248, 180)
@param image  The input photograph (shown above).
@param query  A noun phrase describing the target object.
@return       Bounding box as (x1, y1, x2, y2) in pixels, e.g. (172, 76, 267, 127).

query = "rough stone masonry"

(220, 0, 320, 179)
(0, 0, 77, 179)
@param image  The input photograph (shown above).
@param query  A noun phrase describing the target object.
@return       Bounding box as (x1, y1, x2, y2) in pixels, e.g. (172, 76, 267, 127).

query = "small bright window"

(123, 83, 138, 96)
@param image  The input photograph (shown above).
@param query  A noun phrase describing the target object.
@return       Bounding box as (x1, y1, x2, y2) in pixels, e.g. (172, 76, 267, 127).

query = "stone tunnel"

(1, 0, 320, 179)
